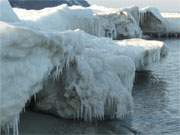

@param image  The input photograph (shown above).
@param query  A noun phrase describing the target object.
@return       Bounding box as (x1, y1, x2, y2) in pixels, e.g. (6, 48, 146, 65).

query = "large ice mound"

(0, 21, 135, 134)
(0, 21, 167, 133)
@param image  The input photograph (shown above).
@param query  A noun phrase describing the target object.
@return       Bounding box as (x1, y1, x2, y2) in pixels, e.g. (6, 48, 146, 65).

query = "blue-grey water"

(132, 39, 180, 135)
(20, 39, 180, 135)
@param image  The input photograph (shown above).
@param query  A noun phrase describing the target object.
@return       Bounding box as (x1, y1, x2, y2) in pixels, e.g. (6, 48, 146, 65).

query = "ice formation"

(0, 21, 136, 134)
(34, 37, 167, 122)
(122, 6, 140, 26)
(116, 39, 167, 70)
(140, 7, 180, 34)
(140, 7, 167, 33)
(0, 1, 168, 135)
(0, 21, 167, 134)
(14, 5, 102, 36)
(14, 4, 142, 39)
(0, 21, 63, 134)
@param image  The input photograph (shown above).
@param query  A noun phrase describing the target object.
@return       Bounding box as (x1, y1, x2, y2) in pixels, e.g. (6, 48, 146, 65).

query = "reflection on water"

(20, 39, 180, 135)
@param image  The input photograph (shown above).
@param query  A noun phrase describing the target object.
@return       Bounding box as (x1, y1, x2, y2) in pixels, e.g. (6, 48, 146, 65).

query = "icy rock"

(140, 7, 167, 34)
(0, 0, 19, 22)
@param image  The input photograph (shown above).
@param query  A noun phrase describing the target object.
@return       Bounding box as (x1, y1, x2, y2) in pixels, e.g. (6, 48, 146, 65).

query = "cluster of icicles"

(72, 99, 130, 122)
(0, 117, 19, 135)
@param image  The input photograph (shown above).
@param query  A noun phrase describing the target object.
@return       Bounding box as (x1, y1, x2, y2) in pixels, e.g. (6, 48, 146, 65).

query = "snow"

(0, 0, 19, 22)
(0, 1, 168, 135)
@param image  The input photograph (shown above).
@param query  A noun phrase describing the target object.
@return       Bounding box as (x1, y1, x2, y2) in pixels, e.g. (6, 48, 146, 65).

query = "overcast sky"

(87, 0, 180, 12)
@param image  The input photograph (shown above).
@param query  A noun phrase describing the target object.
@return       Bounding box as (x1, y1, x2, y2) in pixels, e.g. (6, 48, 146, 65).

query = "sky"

(87, 0, 180, 12)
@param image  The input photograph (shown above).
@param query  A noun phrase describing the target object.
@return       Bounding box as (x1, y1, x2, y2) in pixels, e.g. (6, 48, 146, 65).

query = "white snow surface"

(0, 0, 19, 22)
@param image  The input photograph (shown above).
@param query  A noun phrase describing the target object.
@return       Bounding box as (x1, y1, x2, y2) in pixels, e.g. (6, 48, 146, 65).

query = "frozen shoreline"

(0, 0, 170, 135)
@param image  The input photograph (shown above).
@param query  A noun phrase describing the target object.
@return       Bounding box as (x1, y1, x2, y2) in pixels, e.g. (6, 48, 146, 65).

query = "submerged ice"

(0, 1, 168, 135)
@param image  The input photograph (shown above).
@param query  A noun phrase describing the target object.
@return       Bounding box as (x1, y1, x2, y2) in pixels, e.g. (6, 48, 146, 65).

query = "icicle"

(23, 107, 26, 113)
(94, 106, 97, 120)
(52, 65, 63, 81)
(76, 108, 80, 120)
(80, 103, 83, 119)
(96, 106, 100, 120)
(34, 94, 36, 103)
(88, 106, 92, 122)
